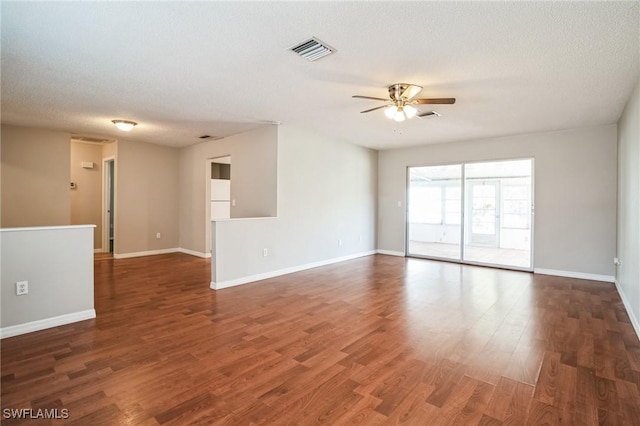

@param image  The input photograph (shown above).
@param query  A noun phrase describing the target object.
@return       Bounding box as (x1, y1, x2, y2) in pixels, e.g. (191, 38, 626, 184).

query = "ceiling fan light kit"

(353, 83, 455, 122)
(386, 105, 417, 122)
(384, 105, 396, 120)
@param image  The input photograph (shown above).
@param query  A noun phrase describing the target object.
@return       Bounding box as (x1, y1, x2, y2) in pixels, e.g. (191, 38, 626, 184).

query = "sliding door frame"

(405, 157, 535, 272)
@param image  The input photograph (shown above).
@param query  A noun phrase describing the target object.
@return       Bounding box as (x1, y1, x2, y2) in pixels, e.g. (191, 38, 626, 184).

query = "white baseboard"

(615, 279, 640, 341)
(211, 250, 377, 290)
(114, 248, 179, 259)
(534, 268, 614, 283)
(113, 248, 212, 259)
(376, 249, 405, 257)
(178, 248, 212, 258)
(1, 309, 96, 339)
(93, 248, 103, 253)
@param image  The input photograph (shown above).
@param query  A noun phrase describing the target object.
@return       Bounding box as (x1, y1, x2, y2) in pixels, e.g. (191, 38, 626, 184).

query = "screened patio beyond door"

(407, 159, 533, 270)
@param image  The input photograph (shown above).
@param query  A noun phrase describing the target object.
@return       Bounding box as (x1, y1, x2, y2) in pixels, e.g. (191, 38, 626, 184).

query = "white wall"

(179, 126, 278, 256)
(378, 125, 617, 278)
(211, 125, 377, 286)
(0, 226, 96, 337)
(616, 77, 640, 335)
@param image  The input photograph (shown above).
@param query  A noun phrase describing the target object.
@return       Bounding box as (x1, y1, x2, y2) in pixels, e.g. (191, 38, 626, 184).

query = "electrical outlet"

(156, 232, 161, 239)
(614, 257, 621, 266)
(16, 281, 28, 295)
(232, 199, 236, 207)
(263, 248, 268, 257)
(338, 239, 342, 246)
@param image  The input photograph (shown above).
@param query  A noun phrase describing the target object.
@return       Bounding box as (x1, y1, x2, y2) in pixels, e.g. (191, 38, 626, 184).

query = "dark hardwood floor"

(1, 253, 639, 425)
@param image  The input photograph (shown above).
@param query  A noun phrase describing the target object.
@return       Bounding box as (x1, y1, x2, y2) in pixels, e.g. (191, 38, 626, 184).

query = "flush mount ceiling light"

(111, 120, 137, 131)
(353, 83, 455, 121)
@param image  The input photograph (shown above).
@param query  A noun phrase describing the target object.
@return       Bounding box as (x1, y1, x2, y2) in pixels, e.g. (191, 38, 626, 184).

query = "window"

(409, 186, 441, 224)
(444, 186, 461, 225)
(502, 184, 530, 229)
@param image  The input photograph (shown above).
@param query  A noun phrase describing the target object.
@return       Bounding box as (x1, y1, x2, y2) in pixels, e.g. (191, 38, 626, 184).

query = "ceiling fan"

(353, 83, 455, 122)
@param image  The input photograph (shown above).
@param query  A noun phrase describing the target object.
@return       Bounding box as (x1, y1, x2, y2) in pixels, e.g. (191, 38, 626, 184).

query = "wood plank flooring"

(1, 253, 639, 425)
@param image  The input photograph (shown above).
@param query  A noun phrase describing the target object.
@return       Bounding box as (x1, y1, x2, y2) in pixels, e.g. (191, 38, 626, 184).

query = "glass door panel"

(407, 165, 462, 260)
(463, 160, 532, 268)
(468, 181, 499, 247)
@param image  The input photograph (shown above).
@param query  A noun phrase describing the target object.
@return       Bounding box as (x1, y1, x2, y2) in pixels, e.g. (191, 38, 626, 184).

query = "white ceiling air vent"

(289, 37, 335, 61)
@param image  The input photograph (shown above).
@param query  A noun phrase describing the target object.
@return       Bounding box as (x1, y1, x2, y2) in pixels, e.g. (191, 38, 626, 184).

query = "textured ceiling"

(1, 2, 638, 149)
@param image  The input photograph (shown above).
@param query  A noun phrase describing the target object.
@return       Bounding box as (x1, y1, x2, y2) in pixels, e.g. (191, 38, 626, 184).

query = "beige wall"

(212, 125, 377, 284)
(378, 125, 618, 277)
(115, 139, 180, 255)
(617, 76, 640, 332)
(179, 126, 278, 255)
(102, 140, 117, 159)
(1, 125, 71, 227)
(70, 142, 103, 249)
(1, 126, 179, 257)
(1, 226, 95, 332)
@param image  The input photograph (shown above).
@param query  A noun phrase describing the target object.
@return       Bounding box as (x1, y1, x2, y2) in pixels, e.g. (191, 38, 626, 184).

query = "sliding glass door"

(407, 165, 462, 260)
(407, 159, 533, 270)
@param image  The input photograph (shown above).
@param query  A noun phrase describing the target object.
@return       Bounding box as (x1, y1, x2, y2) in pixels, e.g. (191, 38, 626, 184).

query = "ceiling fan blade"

(413, 98, 456, 104)
(360, 105, 388, 113)
(352, 95, 389, 101)
(417, 111, 440, 118)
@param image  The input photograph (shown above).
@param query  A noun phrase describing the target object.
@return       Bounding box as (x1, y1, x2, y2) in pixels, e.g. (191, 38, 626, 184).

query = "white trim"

(212, 217, 278, 222)
(1, 309, 96, 339)
(534, 268, 614, 283)
(178, 248, 212, 258)
(114, 248, 179, 259)
(615, 279, 640, 340)
(110, 247, 211, 259)
(94, 248, 103, 253)
(0, 225, 96, 232)
(376, 249, 405, 257)
(211, 250, 377, 290)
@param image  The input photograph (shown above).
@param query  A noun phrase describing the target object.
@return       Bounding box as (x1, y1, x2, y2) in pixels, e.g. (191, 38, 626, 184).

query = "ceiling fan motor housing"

(389, 83, 423, 101)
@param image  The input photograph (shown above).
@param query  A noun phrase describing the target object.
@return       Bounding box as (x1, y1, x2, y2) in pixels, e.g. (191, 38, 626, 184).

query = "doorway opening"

(102, 157, 115, 254)
(209, 156, 231, 220)
(205, 156, 231, 256)
(407, 158, 533, 270)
